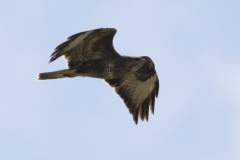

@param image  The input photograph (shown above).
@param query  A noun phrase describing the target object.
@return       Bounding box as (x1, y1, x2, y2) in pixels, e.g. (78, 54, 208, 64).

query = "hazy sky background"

(1, 0, 239, 160)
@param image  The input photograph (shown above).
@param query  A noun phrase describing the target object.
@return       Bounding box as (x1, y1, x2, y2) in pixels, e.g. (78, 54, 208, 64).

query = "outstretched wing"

(114, 73, 159, 124)
(105, 56, 159, 124)
(49, 28, 120, 68)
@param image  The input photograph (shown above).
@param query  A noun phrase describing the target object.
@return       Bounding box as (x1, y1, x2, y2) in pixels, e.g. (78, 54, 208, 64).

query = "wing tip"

(133, 108, 139, 125)
(49, 54, 57, 63)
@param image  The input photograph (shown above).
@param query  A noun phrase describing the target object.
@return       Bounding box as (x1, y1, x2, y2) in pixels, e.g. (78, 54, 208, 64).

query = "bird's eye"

(134, 58, 140, 62)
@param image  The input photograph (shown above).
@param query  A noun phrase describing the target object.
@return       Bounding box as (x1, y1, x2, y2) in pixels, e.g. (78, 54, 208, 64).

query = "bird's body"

(38, 28, 159, 124)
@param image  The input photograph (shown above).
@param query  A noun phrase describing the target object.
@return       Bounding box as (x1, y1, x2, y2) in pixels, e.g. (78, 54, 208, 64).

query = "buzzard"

(37, 28, 159, 124)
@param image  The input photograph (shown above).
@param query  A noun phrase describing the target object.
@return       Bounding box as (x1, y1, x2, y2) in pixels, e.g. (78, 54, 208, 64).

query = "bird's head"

(130, 57, 147, 71)
(140, 56, 155, 68)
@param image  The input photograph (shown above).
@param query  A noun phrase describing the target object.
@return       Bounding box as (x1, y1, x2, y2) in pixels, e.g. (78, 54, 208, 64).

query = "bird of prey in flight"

(37, 28, 159, 124)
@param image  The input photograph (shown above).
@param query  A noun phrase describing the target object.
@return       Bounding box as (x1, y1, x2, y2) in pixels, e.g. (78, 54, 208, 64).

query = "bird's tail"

(37, 69, 76, 80)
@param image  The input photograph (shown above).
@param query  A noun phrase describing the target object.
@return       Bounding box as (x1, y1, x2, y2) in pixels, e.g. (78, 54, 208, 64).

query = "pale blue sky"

(1, 0, 239, 160)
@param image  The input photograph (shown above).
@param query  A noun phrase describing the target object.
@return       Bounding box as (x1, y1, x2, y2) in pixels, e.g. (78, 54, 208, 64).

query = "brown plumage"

(37, 28, 159, 124)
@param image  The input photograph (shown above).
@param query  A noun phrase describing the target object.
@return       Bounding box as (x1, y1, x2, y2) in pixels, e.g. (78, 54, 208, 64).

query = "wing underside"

(105, 73, 159, 124)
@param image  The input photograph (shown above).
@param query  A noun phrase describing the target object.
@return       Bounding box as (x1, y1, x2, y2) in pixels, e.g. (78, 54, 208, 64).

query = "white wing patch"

(131, 74, 157, 106)
(62, 30, 93, 53)
(119, 73, 157, 106)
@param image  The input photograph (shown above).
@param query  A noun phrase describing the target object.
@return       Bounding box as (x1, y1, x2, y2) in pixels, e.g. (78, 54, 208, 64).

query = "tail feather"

(37, 69, 76, 80)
